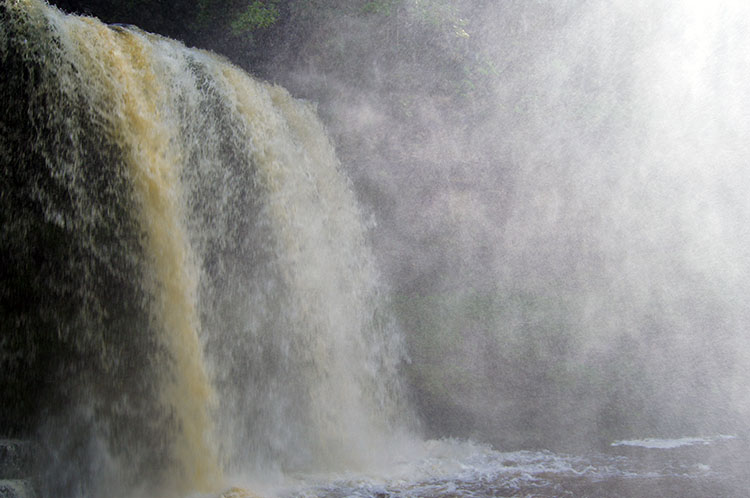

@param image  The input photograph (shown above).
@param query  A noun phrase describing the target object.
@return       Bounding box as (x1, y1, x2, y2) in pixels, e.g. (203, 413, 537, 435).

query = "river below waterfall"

(203, 435, 748, 498)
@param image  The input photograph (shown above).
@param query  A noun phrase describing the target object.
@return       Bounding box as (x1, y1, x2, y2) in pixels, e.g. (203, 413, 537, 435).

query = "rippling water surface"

(218, 435, 749, 498)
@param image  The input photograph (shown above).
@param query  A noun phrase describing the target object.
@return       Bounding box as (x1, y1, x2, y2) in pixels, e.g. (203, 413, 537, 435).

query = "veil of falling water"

(6, 1, 750, 497)
(0, 1, 413, 496)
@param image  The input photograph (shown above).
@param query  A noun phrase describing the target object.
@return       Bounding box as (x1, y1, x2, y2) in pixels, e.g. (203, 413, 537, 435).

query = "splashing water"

(1, 1, 412, 495)
(5, 1, 750, 497)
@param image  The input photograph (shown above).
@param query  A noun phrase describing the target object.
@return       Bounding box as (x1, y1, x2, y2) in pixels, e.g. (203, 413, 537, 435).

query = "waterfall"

(0, 1, 413, 496)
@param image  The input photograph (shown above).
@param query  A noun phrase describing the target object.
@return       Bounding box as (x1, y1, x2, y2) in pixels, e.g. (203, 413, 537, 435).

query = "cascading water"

(5, 1, 750, 497)
(0, 1, 413, 496)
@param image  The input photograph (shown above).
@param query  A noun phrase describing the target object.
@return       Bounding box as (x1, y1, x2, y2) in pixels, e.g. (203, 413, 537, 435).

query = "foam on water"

(208, 437, 736, 498)
(611, 435, 737, 449)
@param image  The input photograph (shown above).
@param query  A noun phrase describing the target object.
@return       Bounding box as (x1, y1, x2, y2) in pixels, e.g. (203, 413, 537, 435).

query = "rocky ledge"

(0, 441, 34, 498)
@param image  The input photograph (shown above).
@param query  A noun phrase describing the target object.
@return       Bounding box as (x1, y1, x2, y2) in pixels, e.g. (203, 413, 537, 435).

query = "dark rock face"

(0, 480, 35, 498)
(0, 440, 35, 498)
(0, 441, 34, 480)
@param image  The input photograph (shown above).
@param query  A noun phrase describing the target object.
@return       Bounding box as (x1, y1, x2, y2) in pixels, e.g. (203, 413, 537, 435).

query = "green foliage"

(408, 0, 461, 28)
(230, 0, 280, 36)
(361, 0, 397, 16)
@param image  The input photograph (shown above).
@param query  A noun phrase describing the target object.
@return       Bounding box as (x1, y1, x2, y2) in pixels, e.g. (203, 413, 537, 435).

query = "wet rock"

(0, 480, 35, 498)
(218, 487, 263, 498)
(0, 441, 33, 480)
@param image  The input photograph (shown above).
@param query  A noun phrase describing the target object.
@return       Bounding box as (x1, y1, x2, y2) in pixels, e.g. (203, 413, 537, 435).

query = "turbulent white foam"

(611, 435, 737, 449)
(263, 439, 644, 498)
(200, 434, 744, 497)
